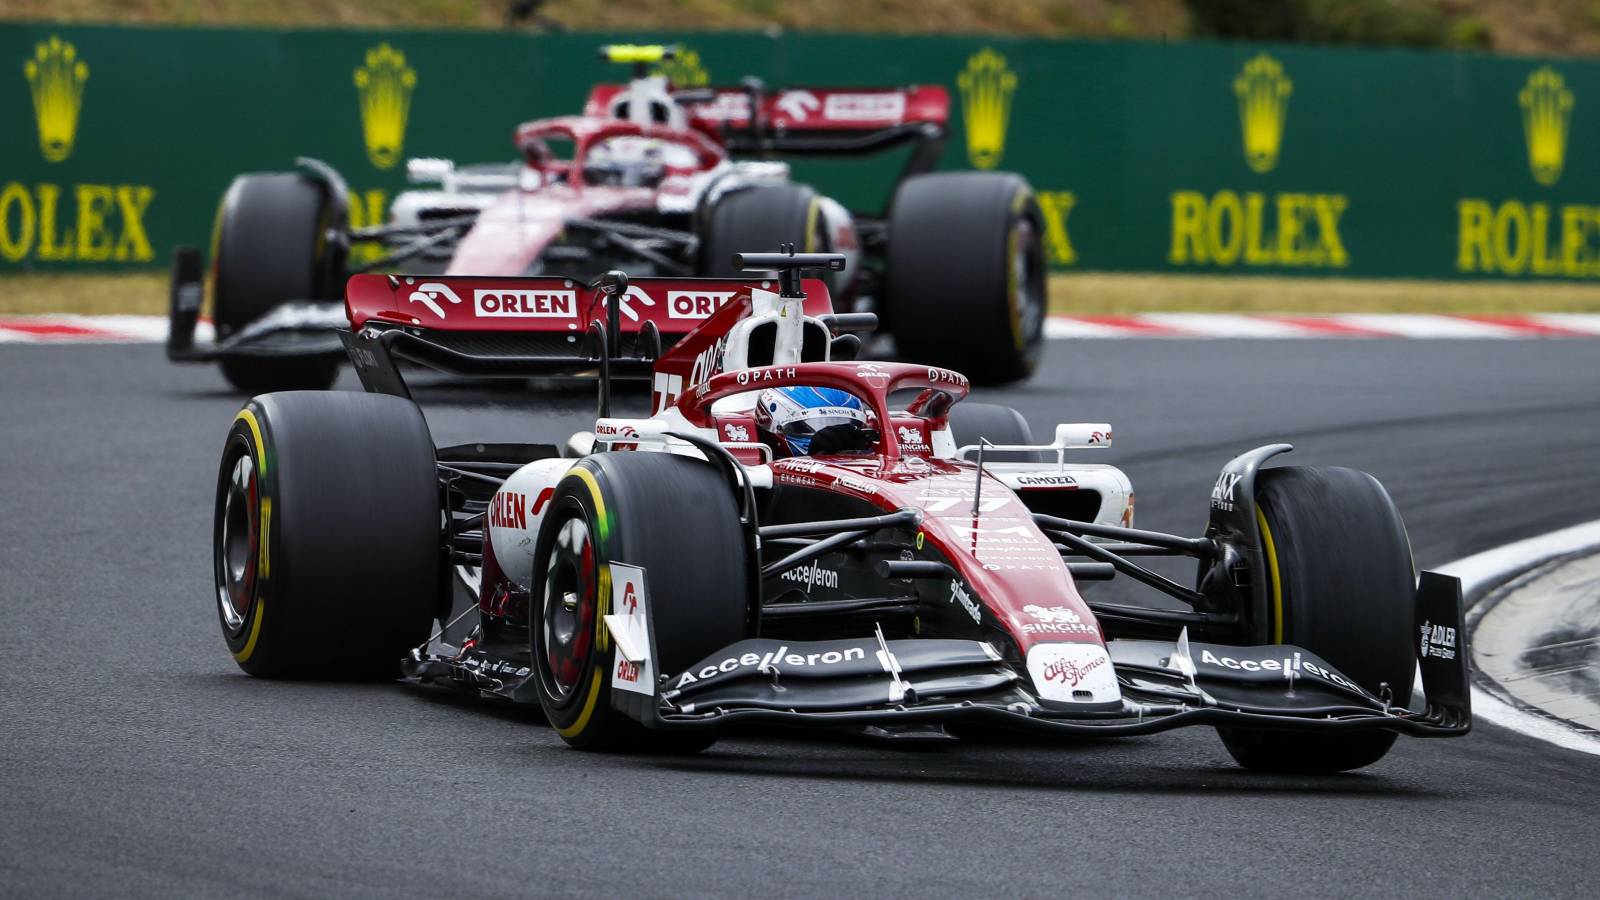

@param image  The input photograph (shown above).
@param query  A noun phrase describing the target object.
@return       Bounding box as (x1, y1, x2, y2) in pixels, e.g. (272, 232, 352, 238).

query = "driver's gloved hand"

(808, 423, 875, 455)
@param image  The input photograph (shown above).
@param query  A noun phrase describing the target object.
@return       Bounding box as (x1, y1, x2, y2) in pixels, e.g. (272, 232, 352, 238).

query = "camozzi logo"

(958, 48, 1017, 170)
(24, 36, 89, 163)
(354, 43, 417, 170)
(1520, 67, 1573, 186)
(1233, 53, 1292, 174)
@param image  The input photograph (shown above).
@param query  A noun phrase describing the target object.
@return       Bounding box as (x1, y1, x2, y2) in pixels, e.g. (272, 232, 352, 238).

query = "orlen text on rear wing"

(339, 272, 832, 401)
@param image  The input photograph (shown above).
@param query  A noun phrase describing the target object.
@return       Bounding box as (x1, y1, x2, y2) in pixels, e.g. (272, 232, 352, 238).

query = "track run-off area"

(2, 335, 1599, 896)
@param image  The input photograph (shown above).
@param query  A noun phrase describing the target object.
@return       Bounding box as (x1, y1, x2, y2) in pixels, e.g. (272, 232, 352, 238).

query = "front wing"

(606, 571, 1471, 740)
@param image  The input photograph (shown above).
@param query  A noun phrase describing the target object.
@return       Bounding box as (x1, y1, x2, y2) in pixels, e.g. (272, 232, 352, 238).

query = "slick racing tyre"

(885, 172, 1045, 385)
(699, 182, 829, 280)
(947, 402, 1045, 463)
(212, 173, 346, 393)
(1217, 466, 1417, 773)
(531, 453, 751, 752)
(214, 391, 440, 678)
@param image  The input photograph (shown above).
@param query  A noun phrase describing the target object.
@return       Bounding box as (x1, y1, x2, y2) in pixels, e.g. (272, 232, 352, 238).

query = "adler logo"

(474, 289, 575, 318)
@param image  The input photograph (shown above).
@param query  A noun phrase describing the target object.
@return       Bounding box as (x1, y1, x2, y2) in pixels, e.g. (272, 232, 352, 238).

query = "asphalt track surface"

(4, 339, 1600, 897)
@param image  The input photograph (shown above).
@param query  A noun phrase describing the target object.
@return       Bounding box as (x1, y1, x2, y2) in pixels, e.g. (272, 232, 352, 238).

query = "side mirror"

(829, 333, 862, 361)
(1053, 423, 1113, 448)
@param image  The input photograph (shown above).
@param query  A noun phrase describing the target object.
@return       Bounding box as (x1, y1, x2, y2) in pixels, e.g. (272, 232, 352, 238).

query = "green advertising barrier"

(3, 22, 1598, 280)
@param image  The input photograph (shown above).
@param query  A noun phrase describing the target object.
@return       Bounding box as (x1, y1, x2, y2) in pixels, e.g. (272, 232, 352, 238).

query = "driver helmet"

(582, 137, 667, 188)
(756, 386, 868, 456)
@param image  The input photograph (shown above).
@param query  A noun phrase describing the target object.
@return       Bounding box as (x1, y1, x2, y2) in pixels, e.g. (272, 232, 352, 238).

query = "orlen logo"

(488, 491, 526, 530)
(473, 289, 575, 318)
(407, 282, 462, 318)
(668, 290, 736, 319)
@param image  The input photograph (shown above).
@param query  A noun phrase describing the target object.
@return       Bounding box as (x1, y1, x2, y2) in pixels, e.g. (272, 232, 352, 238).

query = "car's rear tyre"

(885, 172, 1045, 386)
(1217, 466, 1417, 773)
(214, 391, 440, 678)
(213, 173, 345, 393)
(699, 182, 828, 277)
(531, 452, 751, 752)
(946, 402, 1045, 463)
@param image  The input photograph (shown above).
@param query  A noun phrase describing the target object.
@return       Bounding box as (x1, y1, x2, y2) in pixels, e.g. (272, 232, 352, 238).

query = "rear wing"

(339, 271, 833, 403)
(584, 84, 949, 160)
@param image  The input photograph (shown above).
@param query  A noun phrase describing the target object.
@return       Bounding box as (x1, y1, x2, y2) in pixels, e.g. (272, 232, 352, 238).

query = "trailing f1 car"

(211, 249, 1469, 773)
(171, 45, 1045, 393)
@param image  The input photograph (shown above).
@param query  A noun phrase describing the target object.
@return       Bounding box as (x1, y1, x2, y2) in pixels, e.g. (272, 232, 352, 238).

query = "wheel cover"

(216, 450, 259, 635)
(541, 511, 598, 698)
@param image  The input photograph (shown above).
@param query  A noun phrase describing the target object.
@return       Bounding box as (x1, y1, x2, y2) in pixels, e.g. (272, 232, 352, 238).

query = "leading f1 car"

(171, 45, 1045, 393)
(211, 251, 1469, 773)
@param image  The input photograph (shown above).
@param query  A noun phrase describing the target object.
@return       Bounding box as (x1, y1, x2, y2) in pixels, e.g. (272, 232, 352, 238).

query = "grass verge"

(6, 271, 1600, 318)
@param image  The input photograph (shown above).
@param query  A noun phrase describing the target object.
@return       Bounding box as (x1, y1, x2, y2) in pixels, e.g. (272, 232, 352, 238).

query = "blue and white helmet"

(756, 386, 868, 456)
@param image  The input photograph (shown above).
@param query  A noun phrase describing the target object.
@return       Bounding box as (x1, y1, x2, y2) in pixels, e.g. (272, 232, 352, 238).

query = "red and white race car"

(210, 250, 1470, 773)
(172, 45, 1045, 393)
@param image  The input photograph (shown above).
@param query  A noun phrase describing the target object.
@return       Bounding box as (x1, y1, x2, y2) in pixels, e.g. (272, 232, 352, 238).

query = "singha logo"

(654, 46, 709, 87)
(1520, 67, 1573, 186)
(958, 48, 1016, 170)
(24, 36, 89, 163)
(1233, 54, 1292, 174)
(354, 43, 417, 170)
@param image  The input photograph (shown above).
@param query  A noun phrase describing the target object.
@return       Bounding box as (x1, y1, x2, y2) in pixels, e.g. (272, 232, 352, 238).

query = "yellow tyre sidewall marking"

(1256, 505, 1285, 645)
(803, 198, 820, 254)
(231, 408, 270, 664)
(1005, 188, 1033, 352)
(557, 466, 613, 739)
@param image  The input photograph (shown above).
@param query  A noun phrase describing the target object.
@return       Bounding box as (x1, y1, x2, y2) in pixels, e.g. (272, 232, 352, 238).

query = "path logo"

(1233, 54, 1291, 174)
(654, 46, 709, 87)
(1520, 67, 1572, 186)
(354, 43, 416, 170)
(958, 48, 1016, 170)
(24, 36, 89, 163)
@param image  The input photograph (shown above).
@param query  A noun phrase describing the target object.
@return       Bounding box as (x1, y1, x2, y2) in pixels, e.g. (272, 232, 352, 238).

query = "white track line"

(1138, 313, 1313, 338)
(1438, 519, 1600, 757)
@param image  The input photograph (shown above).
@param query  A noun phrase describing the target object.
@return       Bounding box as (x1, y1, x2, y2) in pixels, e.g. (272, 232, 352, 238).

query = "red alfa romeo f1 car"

(172, 45, 1044, 393)
(211, 251, 1469, 773)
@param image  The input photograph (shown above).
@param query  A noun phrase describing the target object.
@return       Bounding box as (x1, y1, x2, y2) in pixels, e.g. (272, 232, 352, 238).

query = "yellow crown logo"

(1233, 54, 1292, 173)
(1520, 67, 1573, 186)
(24, 36, 89, 163)
(353, 43, 417, 170)
(958, 48, 1017, 170)
(654, 47, 709, 87)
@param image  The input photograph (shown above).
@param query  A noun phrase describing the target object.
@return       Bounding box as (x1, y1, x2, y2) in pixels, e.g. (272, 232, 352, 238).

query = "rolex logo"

(24, 36, 89, 163)
(958, 48, 1017, 170)
(353, 43, 416, 170)
(1233, 54, 1291, 174)
(1520, 67, 1573, 186)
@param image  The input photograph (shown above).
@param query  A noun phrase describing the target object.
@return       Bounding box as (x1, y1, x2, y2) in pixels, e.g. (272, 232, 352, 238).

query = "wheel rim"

(541, 509, 598, 699)
(216, 450, 259, 635)
(1009, 218, 1045, 352)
